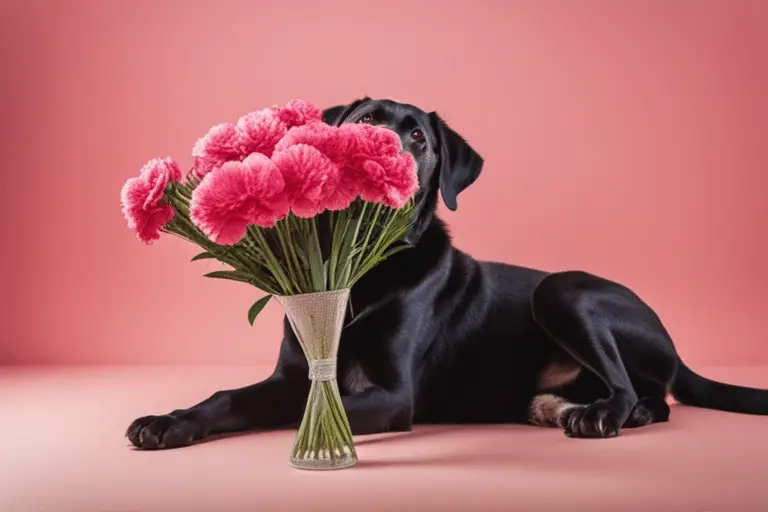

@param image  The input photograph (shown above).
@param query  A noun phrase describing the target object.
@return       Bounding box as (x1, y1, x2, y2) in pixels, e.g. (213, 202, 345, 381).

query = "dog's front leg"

(343, 387, 413, 435)
(335, 300, 417, 436)
(127, 325, 310, 450)
(126, 372, 309, 449)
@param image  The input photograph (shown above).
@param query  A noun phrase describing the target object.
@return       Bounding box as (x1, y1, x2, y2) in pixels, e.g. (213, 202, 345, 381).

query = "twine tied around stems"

(309, 358, 337, 381)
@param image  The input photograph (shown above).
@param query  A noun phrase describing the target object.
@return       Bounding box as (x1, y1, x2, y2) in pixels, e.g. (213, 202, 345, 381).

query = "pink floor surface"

(1, 365, 767, 512)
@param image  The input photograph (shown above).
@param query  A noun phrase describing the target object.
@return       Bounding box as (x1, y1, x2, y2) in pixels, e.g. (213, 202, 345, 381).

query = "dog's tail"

(670, 357, 768, 415)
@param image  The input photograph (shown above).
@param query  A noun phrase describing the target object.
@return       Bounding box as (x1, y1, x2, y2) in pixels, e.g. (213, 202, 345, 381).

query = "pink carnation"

(272, 99, 323, 129)
(274, 121, 355, 163)
(337, 124, 416, 209)
(188, 100, 417, 234)
(190, 153, 289, 244)
(355, 152, 418, 208)
(192, 123, 250, 178)
(273, 122, 361, 210)
(274, 122, 417, 209)
(121, 157, 182, 244)
(191, 101, 322, 179)
(340, 123, 402, 158)
(271, 144, 341, 217)
(236, 108, 287, 158)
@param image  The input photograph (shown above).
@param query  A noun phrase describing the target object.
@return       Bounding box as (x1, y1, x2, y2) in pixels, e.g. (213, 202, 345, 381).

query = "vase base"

(289, 454, 357, 471)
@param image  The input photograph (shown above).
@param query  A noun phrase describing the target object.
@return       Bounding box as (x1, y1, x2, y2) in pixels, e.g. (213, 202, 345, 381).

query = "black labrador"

(127, 98, 768, 449)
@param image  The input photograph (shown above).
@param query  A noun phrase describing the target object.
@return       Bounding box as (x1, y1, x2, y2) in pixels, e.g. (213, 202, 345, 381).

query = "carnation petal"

(121, 158, 182, 244)
(274, 122, 353, 164)
(192, 123, 249, 178)
(340, 124, 402, 157)
(190, 153, 288, 244)
(135, 205, 175, 244)
(272, 144, 340, 218)
(340, 126, 419, 209)
(237, 109, 287, 158)
(273, 100, 323, 129)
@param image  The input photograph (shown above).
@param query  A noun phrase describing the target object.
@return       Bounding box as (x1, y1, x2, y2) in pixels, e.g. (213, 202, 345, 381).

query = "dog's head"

(323, 97, 483, 243)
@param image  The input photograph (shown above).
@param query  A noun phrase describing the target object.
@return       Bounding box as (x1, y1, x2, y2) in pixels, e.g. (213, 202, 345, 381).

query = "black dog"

(127, 98, 768, 449)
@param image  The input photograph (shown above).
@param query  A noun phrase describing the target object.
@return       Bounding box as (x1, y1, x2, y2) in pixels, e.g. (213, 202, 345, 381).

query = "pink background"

(2, 0, 767, 366)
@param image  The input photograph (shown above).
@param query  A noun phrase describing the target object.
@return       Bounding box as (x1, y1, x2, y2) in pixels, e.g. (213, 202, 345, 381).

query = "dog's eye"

(411, 129, 424, 140)
(360, 113, 374, 123)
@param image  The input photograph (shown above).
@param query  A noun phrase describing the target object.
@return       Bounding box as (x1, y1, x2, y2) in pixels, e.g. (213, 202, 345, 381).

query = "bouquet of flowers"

(121, 100, 418, 470)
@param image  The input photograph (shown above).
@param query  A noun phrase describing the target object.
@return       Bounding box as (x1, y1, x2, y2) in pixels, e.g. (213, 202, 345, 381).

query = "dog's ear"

(322, 97, 371, 126)
(430, 112, 483, 211)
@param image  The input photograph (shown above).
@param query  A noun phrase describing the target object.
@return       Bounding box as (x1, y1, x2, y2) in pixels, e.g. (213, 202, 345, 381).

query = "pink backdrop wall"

(2, 0, 766, 366)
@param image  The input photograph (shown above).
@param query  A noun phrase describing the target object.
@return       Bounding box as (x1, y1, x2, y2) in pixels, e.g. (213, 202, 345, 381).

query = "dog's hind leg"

(531, 271, 639, 438)
(532, 270, 683, 437)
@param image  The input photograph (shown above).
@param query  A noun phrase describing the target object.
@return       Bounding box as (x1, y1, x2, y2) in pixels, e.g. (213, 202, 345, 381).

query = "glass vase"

(274, 289, 357, 470)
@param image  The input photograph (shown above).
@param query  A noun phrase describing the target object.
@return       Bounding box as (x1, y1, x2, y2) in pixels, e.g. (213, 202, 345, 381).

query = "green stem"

(338, 202, 367, 289)
(308, 402, 323, 457)
(291, 377, 356, 463)
(293, 395, 313, 457)
(353, 203, 383, 278)
(315, 379, 354, 454)
(325, 384, 351, 445)
(328, 211, 340, 290)
(276, 220, 308, 293)
(309, 217, 326, 291)
(348, 204, 412, 287)
(248, 226, 294, 295)
(164, 193, 283, 294)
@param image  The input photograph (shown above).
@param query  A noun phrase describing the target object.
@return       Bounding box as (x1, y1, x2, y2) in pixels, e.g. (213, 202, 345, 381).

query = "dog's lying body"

(127, 98, 768, 449)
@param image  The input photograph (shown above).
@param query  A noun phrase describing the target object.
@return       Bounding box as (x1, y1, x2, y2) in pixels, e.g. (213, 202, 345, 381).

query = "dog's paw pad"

(126, 414, 205, 450)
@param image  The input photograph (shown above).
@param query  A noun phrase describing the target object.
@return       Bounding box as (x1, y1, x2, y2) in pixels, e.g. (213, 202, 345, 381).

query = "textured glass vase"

(275, 289, 357, 470)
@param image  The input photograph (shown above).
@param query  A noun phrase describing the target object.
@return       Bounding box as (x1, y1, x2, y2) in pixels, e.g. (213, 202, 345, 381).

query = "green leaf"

(245, 272, 279, 295)
(191, 252, 216, 262)
(248, 295, 272, 325)
(203, 270, 254, 284)
(307, 220, 325, 291)
(380, 244, 412, 260)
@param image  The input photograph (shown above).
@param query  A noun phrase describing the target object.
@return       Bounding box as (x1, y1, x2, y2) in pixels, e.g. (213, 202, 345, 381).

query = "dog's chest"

(341, 361, 373, 395)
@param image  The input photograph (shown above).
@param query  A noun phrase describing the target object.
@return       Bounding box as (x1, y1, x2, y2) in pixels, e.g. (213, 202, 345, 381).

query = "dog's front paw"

(561, 400, 621, 438)
(126, 413, 207, 450)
